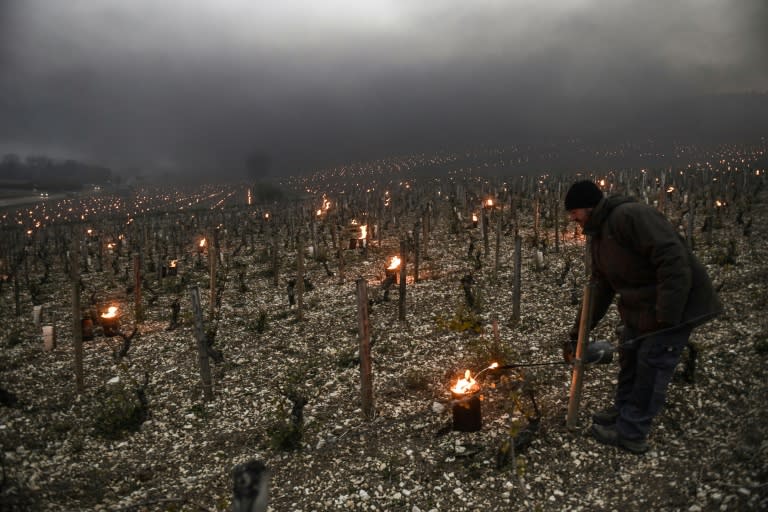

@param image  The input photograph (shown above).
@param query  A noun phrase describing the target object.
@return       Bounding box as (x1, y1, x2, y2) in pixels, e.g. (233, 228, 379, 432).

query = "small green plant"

(435, 304, 484, 334)
(189, 402, 209, 419)
(267, 420, 303, 451)
(181, 311, 194, 324)
(402, 368, 431, 392)
(273, 309, 292, 321)
(267, 388, 308, 452)
(754, 330, 768, 354)
(711, 239, 737, 266)
(6, 325, 24, 347)
(465, 335, 514, 368)
(92, 382, 148, 439)
(250, 309, 268, 333)
(336, 350, 359, 369)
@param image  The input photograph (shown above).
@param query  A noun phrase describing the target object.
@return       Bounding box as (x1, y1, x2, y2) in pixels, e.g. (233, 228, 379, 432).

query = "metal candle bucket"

(451, 391, 482, 432)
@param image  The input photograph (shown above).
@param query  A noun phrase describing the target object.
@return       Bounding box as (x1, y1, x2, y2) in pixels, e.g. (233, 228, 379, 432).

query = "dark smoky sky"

(1, 0, 767, 176)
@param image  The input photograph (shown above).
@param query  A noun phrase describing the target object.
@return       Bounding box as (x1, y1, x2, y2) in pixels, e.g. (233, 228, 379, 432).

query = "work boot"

(591, 406, 619, 425)
(590, 423, 649, 454)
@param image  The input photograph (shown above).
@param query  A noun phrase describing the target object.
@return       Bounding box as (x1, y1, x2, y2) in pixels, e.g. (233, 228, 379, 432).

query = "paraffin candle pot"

(100, 307, 120, 337)
(451, 391, 482, 432)
(450, 370, 482, 432)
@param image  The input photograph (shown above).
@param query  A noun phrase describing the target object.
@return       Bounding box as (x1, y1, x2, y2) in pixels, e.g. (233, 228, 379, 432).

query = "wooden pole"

(190, 286, 214, 401)
(422, 210, 429, 259)
(511, 234, 522, 325)
(533, 196, 541, 247)
(356, 278, 374, 419)
(493, 211, 501, 281)
(209, 229, 218, 321)
(71, 239, 84, 393)
(271, 220, 279, 288)
(566, 281, 595, 428)
(398, 239, 407, 321)
(413, 226, 420, 283)
(133, 252, 142, 322)
(554, 184, 561, 253)
(297, 232, 305, 321)
(13, 274, 20, 317)
(686, 194, 695, 251)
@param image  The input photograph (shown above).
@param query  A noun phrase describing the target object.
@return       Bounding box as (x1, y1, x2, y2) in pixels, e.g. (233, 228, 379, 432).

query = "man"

(564, 180, 722, 454)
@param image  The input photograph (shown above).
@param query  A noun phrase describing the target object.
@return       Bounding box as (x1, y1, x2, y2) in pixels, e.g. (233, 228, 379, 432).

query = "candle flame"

(451, 370, 479, 395)
(472, 213, 478, 222)
(387, 255, 401, 270)
(101, 306, 119, 319)
(199, 238, 207, 248)
(169, 259, 177, 268)
(358, 224, 368, 240)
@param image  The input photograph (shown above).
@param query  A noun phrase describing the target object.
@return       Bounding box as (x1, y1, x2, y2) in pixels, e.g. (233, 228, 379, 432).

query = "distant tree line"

(0, 154, 112, 191)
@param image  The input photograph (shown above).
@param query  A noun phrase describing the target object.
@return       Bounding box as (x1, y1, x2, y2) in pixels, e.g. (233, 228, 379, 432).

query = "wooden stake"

(511, 235, 522, 326)
(356, 278, 374, 419)
(413, 226, 420, 283)
(13, 274, 20, 317)
(566, 281, 595, 428)
(686, 194, 695, 251)
(422, 210, 429, 259)
(190, 286, 214, 401)
(209, 229, 218, 321)
(71, 239, 84, 393)
(133, 252, 142, 322)
(297, 232, 305, 321)
(554, 183, 561, 253)
(271, 221, 279, 287)
(482, 209, 489, 257)
(398, 239, 407, 321)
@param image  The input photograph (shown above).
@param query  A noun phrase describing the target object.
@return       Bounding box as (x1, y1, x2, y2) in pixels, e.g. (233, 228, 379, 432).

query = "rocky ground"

(1, 186, 767, 511)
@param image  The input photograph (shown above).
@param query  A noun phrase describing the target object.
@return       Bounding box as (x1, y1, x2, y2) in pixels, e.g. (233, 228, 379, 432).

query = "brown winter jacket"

(572, 195, 722, 339)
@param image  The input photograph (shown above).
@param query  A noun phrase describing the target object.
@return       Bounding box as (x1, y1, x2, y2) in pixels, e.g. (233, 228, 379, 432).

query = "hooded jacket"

(573, 195, 722, 338)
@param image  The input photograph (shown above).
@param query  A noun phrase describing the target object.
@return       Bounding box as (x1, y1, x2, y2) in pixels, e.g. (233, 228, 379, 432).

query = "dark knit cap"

(564, 180, 603, 210)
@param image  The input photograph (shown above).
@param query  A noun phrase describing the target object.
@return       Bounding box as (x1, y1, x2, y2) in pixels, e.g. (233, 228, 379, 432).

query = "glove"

(562, 339, 577, 363)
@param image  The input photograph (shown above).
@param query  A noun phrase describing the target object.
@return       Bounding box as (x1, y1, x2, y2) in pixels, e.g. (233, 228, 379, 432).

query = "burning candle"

(451, 369, 479, 395)
(358, 224, 368, 243)
(450, 369, 482, 432)
(384, 255, 401, 285)
(100, 306, 120, 337)
(449, 363, 497, 432)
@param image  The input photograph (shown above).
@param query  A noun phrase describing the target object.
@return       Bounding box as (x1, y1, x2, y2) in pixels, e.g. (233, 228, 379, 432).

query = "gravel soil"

(1, 179, 766, 512)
